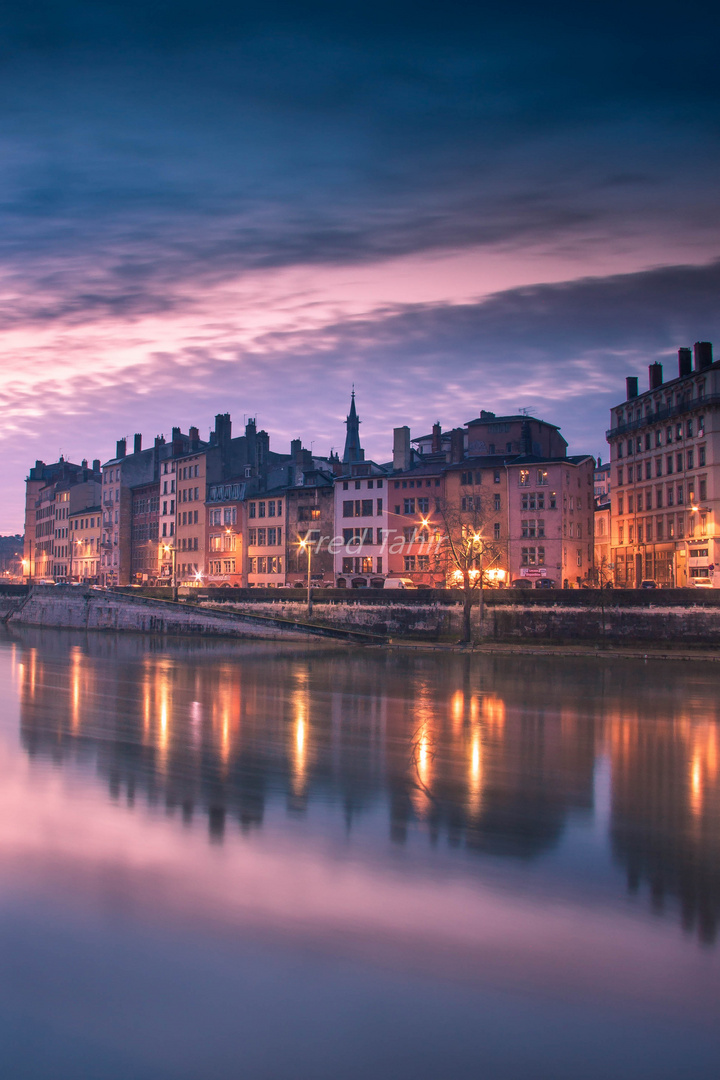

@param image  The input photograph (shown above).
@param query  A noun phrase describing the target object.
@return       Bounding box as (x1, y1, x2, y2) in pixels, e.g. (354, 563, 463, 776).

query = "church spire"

(343, 390, 364, 464)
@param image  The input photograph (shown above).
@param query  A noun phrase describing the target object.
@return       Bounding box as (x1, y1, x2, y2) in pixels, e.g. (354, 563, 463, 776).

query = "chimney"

(626, 376, 639, 400)
(92, 459, 100, 473)
(450, 427, 464, 464)
(214, 413, 232, 447)
(172, 426, 181, 440)
(648, 362, 663, 390)
(134, 433, 142, 455)
(116, 438, 127, 459)
(154, 435, 165, 450)
(189, 426, 199, 450)
(432, 422, 442, 454)
(290, 438, 302, 461)
(393, 426, 411, 472)
(694, 341, 713, 370)
(256, 430, 270, 467)
(678, 348, 692, 378)
(81, 458, 88, 469)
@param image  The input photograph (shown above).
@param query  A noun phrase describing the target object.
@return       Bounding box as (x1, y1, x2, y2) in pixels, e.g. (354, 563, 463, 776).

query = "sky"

(2, 1, 720, 531)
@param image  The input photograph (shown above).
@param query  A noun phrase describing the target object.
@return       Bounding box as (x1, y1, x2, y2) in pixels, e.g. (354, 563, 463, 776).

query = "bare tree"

(435, 497, 507, 644)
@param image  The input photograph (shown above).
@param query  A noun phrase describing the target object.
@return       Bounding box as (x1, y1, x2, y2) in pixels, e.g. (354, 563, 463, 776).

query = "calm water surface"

(1, 628, 719, 1079)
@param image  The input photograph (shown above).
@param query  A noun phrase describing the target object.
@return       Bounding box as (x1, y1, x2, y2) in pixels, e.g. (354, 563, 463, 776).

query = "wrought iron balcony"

(606, 394, 719, 440)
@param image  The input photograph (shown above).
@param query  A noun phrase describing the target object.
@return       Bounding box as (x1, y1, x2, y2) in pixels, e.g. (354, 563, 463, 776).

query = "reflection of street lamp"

(21, 558, 30, 585)
(298, 535, 312, 616)
(162, 543, 177, 601)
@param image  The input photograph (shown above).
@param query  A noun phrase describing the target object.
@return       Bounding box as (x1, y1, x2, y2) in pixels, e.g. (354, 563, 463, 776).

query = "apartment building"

(607, 343, 716, 587)
(285, 442, 337, 586)
(24, 457, 101, 582)
(69, 505, 102, 582)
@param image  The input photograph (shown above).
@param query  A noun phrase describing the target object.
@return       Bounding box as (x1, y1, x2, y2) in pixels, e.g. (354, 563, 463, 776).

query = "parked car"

(534, 579, 556, 589)
(511, 578, 533, 589)
(687, 577, 714, 588)
(639, 579, 659, 589)
(383, 578, 417, 590)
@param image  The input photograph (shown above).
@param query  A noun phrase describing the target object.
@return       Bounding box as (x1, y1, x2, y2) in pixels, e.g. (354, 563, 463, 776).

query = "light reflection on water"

(1, 627, 719, 1080)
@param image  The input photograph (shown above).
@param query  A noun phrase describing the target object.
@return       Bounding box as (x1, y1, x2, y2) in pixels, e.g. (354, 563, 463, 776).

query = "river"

(1, 628, 718, 1079)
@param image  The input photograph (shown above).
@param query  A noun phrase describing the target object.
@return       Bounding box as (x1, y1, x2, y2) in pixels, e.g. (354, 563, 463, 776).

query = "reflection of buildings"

(609, 703, 720, 943)
(13, 631, 720, 942)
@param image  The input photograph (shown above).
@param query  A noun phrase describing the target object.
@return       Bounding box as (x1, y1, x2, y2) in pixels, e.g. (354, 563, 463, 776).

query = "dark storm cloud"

(1, 0, 719, 304)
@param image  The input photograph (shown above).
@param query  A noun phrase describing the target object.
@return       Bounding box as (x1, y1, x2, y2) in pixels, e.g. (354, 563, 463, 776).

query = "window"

(676, 453, 683, 472)
(522, 493, 536, 511)
(645, 432, 651, 450)
(355, 480, 361, 490)
(617, 494, 624, 514)
(576, 548, 583, 567)
(666, 427, 673, 444)
(493, 523, 501, 540)
(655, 430, 662, 447)
(655, 458, 662, 477)
(699, 445, 706, 467)
(666, 455, 673, 475)
(645, 460, 652, 480)
(617, 442, 624, 458)
(687, 449, 694, 469)
(549, 492, 557, 509)
(249, 503, 256, 519)
(361, 499, 373, 516)
(248, 529, 256, 545)
(656, 517, 663, 540)
(342, 557, 354, 573)
(343, 481, 349, 490)
(403, 498, 415, 514)
(494, 495, 501, 511)
(687, 419, 694, 437)
(404, 555, 416, 571)
(376, 528, 384, 545)
(666, 486, 674, 506)
(258, 502, 266, 517)
(461, 471, 472, 485)
(417, 497, 429, 514)
(677, 485, 684, 504)
(521, 520, 536, 538)
(617, 468, 623, 486)
(494, 471, 500, 484)
(268, 501, 275, 517)
(619, 524, 624, 544)
(519, 469, 531, 487)
(537, 469, 548, 486)
(418, 555, 430, 570)
(655, 488, 663, 509)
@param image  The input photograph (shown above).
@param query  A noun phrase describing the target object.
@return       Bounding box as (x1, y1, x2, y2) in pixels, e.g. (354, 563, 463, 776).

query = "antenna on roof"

(518, 407, 533, 416)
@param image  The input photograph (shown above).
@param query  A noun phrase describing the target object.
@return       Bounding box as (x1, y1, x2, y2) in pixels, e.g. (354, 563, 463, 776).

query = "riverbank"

(3, 584, 720, 652)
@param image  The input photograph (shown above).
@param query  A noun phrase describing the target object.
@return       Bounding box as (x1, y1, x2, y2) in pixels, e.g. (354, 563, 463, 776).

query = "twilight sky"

(2, 1, 720, 530)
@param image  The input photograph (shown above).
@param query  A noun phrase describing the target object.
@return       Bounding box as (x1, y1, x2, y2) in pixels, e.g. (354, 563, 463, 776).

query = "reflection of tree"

(12, 629, 720, 945)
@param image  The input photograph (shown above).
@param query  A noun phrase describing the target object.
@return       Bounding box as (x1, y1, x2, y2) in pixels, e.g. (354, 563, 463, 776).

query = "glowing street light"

(298, 535, 313, 617)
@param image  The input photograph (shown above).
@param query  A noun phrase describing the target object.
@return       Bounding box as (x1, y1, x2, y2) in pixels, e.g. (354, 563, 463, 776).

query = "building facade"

(607, 343, 717, 587)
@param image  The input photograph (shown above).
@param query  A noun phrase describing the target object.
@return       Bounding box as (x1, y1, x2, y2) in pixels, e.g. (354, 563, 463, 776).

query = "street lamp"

(298, 535, 312, 616)
(163, 543, 177, 601)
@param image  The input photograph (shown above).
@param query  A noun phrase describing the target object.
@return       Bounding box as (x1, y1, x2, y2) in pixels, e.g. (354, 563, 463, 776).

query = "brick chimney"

(393, 426, 411, 471)
(116, 438, 126, 459)
(694, 341, 713, 370)
(648, 362, 663, 390)
(626, 377, 638, 400)
(134, 433, 142, 454)
(450, 428, 464, 463)
(678, 348, 692, 377)
(432, 422, 442, 454)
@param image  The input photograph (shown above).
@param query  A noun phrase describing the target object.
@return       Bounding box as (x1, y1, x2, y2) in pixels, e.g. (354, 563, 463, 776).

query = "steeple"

(343, 389, 364, 464)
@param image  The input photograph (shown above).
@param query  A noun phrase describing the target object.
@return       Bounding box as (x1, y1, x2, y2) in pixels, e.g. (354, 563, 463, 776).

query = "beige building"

(70, 506, 102, 582)
(607, 343, 717, 587)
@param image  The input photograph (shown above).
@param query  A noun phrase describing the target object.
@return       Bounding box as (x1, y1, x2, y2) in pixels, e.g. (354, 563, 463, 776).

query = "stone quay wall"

(3, 585, 720, 645)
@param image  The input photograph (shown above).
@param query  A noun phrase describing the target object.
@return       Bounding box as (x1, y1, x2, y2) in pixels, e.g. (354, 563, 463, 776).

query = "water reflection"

(8, 627, 720, 944)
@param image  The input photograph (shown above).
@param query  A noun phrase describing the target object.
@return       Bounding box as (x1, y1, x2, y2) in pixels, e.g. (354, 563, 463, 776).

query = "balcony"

(606, 393, 718, 440)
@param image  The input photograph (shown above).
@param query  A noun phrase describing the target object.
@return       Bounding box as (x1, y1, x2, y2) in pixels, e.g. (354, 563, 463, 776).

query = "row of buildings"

(23, 395, 595, 589)
(22, 338, 718, 590)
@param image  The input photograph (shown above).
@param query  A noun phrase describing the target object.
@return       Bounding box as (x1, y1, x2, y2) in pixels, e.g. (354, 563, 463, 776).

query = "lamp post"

(163, 544, 177, 601)
(299, 535, 312, 616)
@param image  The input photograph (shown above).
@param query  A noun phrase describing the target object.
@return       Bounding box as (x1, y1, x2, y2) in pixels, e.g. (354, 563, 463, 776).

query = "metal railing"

(606, 394, 718, 440)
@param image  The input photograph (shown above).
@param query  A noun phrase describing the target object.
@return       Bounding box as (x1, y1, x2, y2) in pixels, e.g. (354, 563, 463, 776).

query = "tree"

(435, 498, 507, 644)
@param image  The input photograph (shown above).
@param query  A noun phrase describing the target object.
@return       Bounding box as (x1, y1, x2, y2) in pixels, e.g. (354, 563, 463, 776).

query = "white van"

(383, 577, 417, 590)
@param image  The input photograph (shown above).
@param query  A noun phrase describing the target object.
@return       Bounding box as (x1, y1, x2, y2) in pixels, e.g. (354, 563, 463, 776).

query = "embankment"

(0, 586, 369, 643)
(4, 585, 720, 647)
